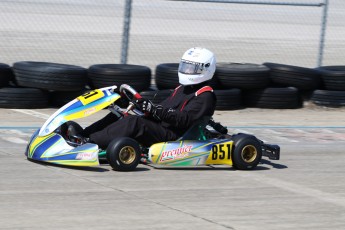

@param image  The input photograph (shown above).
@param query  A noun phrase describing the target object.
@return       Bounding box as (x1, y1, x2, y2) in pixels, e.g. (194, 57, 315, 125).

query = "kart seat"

(177, 116, 211, 141)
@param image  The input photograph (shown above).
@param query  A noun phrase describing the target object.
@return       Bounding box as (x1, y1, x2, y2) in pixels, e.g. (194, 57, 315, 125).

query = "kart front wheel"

(231, 133, 262, 170)
(106, 137, 141, 171)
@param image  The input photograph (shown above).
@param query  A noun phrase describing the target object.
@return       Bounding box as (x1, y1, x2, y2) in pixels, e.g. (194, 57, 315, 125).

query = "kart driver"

(76, 47, 217, 149)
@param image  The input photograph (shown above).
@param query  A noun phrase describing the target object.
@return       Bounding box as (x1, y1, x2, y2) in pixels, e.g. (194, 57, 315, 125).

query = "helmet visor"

(178, 60, 207, 75)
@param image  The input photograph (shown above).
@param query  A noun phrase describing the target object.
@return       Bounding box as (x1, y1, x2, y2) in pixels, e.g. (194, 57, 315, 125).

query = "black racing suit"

(81, 83, 217, 149)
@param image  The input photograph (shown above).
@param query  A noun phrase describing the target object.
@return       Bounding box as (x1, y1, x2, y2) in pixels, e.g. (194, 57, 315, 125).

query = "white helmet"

(178, 47, 216, 85)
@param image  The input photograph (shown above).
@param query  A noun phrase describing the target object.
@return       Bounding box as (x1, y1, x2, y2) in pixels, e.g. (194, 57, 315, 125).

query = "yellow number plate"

(78, 90, 104, 105)
(205, 142, 233, 165)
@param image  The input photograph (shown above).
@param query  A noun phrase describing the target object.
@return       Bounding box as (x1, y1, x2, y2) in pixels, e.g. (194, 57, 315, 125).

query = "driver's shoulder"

(193, 90, 216, 105)
(195, 85, 214, 96)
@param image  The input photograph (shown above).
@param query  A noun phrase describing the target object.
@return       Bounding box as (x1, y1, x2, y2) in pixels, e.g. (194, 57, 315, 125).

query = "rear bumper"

(262, 144, 280, 160)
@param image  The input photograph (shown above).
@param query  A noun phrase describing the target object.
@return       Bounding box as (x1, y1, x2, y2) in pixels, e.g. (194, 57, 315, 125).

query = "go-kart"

(25, 84, 280, 171)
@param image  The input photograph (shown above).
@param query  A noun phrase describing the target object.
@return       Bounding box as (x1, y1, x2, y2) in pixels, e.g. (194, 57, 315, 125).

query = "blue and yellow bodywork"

(26, 86, 120, 167)
(25, 130, 100, 166)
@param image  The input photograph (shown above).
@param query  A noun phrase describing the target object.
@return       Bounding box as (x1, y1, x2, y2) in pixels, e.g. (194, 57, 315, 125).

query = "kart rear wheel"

(231, 133, 262, 170)
(106, 137, 141, 171)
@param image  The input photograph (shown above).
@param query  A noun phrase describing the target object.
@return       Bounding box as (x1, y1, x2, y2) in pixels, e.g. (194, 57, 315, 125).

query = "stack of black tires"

(0, 62, 152, 108)
(311, 66, 345, 107)
(261, 63, 345, 108)
(0, 61, 344, 109)
(152, 62, 345, 109)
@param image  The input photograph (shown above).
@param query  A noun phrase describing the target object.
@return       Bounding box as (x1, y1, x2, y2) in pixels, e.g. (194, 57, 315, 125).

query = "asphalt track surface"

(1, 106, 345, 230)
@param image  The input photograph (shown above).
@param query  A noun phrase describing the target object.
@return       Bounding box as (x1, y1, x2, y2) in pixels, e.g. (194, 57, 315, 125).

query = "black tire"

(316, 66, 345, 91)
(88, 64, 151, 92)
(13, 61, 87, 91)
(0, 87, 49, 109)
(106, 137, 141, 171)
(214, 89, 242, 110)
(155, 63, 180, 90)
(243, 87, 302, 109)
(140, 89, 173, 104)
(49, 90, 89, 107)
(0, 63, 14, 87)
(231, 133, 262, 170)
(215, 63, 270, 89)
(263, 62, 321, 90)
(311, 90, 345, 107)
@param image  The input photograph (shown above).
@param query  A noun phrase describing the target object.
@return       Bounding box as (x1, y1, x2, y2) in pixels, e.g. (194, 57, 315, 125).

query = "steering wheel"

(119, 84, 144, 115)
(119, 84, 142, 102)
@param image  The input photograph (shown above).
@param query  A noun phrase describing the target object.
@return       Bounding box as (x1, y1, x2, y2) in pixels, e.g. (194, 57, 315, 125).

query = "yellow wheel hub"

(119, 146, 136, 164)
(241, 145, 257, 163)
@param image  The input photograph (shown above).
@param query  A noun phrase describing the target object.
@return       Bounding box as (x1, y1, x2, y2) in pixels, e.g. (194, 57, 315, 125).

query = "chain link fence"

(1, 0, 344, 71)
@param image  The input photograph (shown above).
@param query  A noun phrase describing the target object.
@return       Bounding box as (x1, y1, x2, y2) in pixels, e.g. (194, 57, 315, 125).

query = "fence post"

(317, 0, 329, 67)
(121, 0, 132, 64)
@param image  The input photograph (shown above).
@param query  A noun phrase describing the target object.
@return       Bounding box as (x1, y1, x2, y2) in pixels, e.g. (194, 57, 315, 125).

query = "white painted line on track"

(232, 129, 254, 135)
(11, 109, 50, 120)
(1, 129, 33, 137)
(270, 135, 299, 143)
(240, 172, 345, 208)
(262, 129, 284, 135)
(262, 136, 299, 143)
(2, 137, 28, 144)
(294, 129, 309, 134)
(321, 129, 336, 134)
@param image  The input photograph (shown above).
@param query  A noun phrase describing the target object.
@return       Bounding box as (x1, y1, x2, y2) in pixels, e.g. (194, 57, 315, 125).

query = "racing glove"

(134, 98, 163, 121)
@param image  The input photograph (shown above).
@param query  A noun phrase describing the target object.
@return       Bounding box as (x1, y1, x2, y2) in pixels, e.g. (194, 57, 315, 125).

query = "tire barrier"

(13, 62, 87, 91)
(215, 63, 270, 89)
(316, 66, 345, 91)
(49, 90, 89, 107)
(264, 62, 322, 90)
(311, 90, 345, 107)
(0, 63, 14, 87)
(140, 89, 173, 104)
(88, 64, 151, 92)
(214, 89, 242, 110)
(243, 87, 302, 109)
(155, 63, 180, 90)
(0, 87, 49, 109)
(0, 61, 344, 109)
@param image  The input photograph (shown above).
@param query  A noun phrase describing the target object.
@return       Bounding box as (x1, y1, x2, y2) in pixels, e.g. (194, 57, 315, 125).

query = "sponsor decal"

(76, 152, 95, 160)
(160, 145, 193, 162)
(84, 107, 97, 116)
